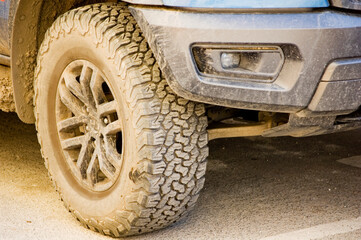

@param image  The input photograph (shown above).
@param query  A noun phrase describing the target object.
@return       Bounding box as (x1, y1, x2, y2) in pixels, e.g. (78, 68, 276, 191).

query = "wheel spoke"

(57, 115, 88, 132)
(61, 135, 87, 150)
(102, 120, 122, 136)
(58, 82, 86, 116)
(76, 137, 93, 177)
(103, 136, 121, 168)
(98, 148, 116, 182)
(79, 63, 96, 109)
(90, 69, 107, 106)
(98, 100, 117, 117)
(79, 62, 90, 86)
(63, 73, 87, 104)
(86, 149, 99, 185)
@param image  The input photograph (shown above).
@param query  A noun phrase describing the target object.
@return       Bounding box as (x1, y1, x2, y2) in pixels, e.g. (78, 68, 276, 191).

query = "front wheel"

(34, 3, 208, 237)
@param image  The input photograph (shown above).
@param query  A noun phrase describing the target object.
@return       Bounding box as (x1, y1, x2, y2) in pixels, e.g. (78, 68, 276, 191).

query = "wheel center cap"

(87, 117, 101, 136)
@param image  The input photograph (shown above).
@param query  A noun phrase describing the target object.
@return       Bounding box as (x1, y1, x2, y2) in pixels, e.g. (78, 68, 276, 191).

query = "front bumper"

(130, 7, 361, 114)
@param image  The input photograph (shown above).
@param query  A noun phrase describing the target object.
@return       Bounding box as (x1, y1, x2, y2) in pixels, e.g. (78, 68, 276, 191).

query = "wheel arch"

(11, 0, 113, 123)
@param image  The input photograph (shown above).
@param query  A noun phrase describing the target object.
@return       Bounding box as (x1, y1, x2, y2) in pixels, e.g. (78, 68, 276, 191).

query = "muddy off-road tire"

(34, 3, 208, 237)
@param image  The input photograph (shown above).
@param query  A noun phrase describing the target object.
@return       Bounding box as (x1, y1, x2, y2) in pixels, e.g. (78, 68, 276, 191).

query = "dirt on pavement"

(0, 111, 360, 240)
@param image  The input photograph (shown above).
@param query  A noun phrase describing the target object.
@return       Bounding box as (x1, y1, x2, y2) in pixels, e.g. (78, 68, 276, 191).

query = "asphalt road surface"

(0, 111, 360, 240)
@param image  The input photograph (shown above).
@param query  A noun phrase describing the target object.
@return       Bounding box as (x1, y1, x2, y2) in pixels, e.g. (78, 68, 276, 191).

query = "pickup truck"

(0, 0, 360, 237)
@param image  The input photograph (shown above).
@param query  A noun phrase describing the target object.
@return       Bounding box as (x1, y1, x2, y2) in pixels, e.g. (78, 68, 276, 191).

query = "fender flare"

(11, 0, 108, 123)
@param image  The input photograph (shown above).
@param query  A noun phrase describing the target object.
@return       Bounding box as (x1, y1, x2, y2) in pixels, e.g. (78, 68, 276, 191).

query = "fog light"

(192, 45, 284, 82)
(221, 52, 241, 69)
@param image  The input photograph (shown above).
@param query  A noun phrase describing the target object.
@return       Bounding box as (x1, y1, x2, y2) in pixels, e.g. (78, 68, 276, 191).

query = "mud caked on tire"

(34, 3, 208, 237)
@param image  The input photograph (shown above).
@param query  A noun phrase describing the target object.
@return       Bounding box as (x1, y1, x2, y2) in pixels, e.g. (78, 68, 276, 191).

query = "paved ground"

(0, 111, 360, 240)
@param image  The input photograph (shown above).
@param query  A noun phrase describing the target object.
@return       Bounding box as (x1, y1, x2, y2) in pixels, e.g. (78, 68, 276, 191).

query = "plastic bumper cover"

(130, 7, 361, 113)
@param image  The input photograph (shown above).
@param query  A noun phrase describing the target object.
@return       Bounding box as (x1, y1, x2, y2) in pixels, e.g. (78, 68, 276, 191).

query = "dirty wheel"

(56, 60, 124, 192)
(34, 3, 208, 237)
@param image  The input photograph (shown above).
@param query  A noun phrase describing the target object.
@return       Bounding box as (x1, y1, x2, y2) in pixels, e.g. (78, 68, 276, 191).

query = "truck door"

(0, 0, 10, 57)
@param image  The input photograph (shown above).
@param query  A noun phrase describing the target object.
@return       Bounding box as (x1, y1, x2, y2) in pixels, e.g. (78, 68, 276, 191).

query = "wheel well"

(11, 0, 115, 123)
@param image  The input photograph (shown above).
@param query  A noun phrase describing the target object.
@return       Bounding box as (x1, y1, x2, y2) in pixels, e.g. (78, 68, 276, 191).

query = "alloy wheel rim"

(55, 60, 123, 192)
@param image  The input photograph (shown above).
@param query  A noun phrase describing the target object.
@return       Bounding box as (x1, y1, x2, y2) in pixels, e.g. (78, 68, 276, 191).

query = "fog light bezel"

(191, 44, 285, 83)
